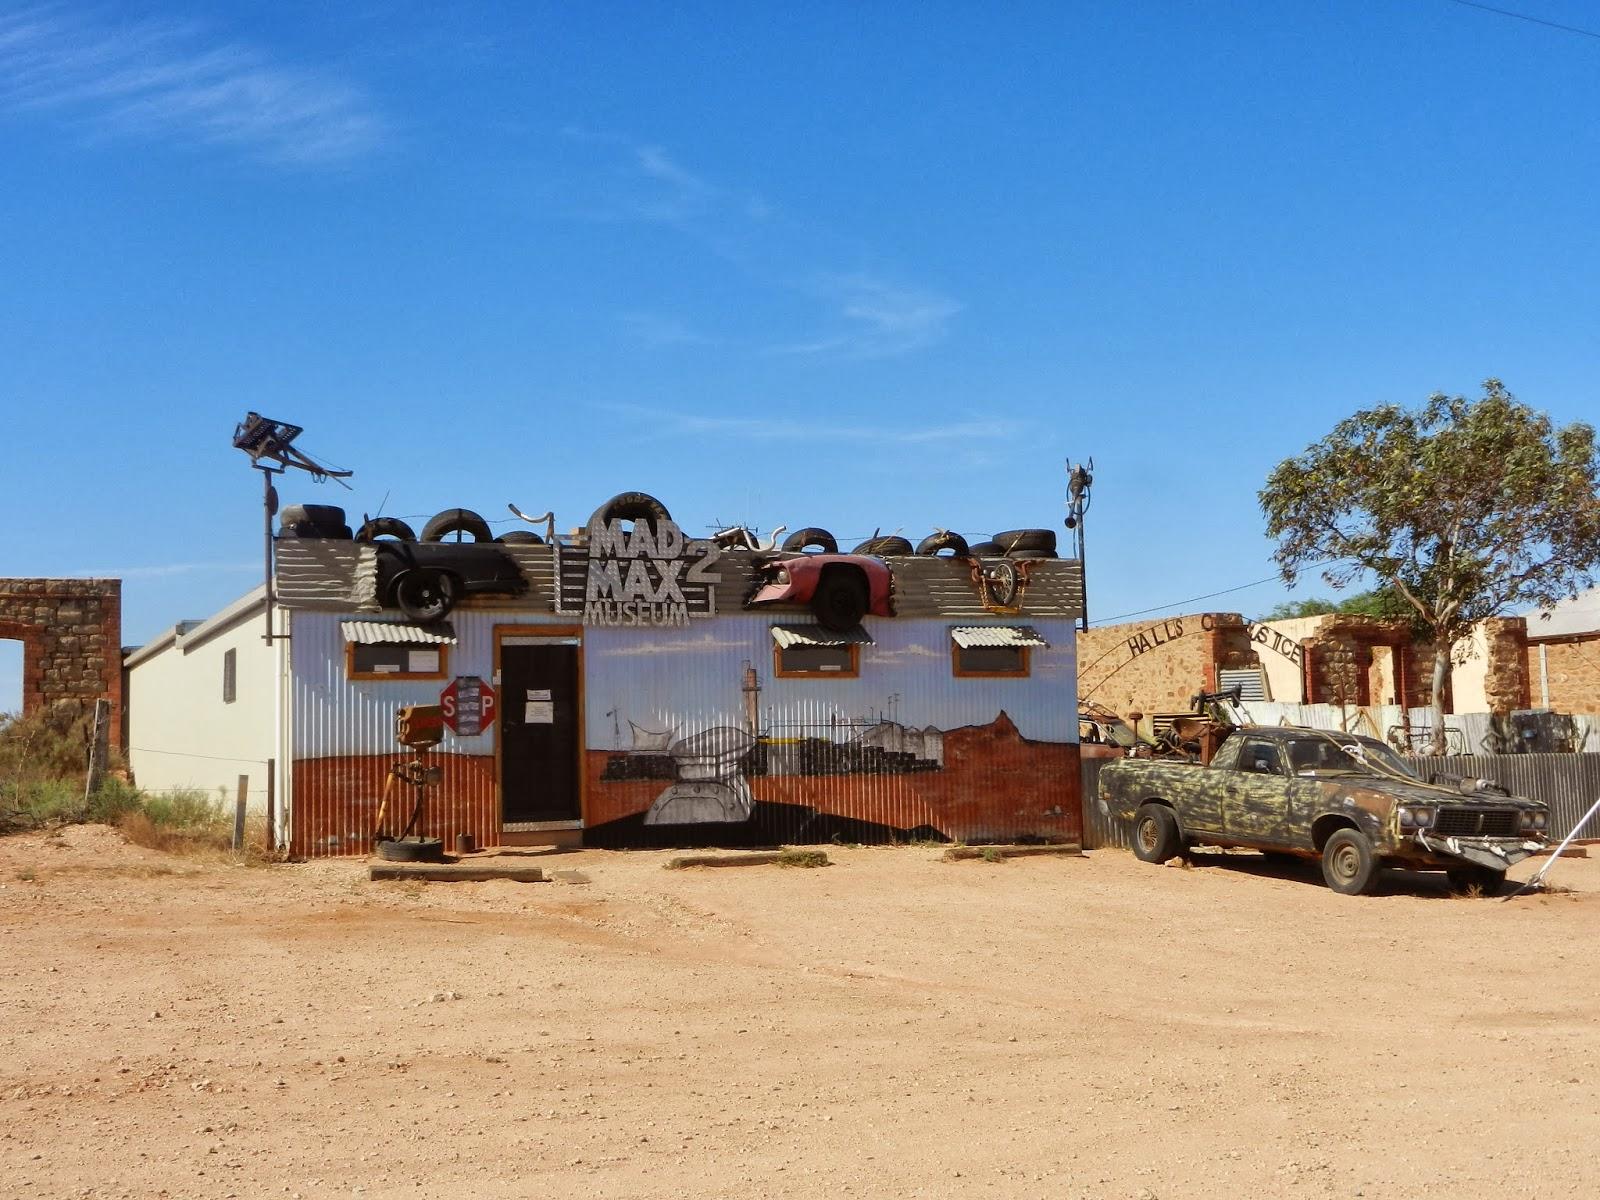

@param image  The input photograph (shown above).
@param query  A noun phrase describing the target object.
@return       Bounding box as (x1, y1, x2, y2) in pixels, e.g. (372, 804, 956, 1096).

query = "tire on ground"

(376, 837, 445, 863)
(916, 530, 971, 557)
(992, 528, 1057, 555)
(811, 565, 869, 632)
(852, 535, 914, 556)
(781, 527, 839, 554)
(420, 508, 493, 543)
(356, 516, 417, 543)
(1131, 803, 1182, 863)
(588, 492, 672, 532)
(1320, 828, 1380, 895)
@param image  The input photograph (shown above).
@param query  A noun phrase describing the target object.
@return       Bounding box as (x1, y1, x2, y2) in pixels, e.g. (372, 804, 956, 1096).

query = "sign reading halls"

(557, 516, 722, 627)
(1124, 613, 1305, 668)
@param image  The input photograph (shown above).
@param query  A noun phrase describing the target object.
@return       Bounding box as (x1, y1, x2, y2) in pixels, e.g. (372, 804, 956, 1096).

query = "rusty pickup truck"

(1099, 726, 1549, 895)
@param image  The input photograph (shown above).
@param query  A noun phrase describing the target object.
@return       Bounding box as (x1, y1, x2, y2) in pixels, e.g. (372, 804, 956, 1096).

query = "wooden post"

(233, 775, 249, 852)
(265, 758, 276, 852)
(83, 698, 110, 801)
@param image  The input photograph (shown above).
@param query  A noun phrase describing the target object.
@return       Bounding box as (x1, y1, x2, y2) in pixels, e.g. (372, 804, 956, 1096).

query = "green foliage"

(139, 788, 226, 829)
(1260, 381, 1600, 633)
(1261, 586, 1421, 630)
(1260, 380, 1600, 747)
(776, 848, 830, 869)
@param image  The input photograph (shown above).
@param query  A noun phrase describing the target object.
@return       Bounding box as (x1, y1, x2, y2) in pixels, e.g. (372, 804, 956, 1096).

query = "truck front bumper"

(1413, 832, 1543, 871)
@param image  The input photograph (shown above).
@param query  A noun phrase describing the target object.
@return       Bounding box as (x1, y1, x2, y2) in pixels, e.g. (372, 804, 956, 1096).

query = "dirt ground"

(2, 828, 1597, 1200)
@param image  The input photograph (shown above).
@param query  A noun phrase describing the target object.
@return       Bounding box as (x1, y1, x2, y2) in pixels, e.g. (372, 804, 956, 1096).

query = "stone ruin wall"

(0, 579, 122, 738)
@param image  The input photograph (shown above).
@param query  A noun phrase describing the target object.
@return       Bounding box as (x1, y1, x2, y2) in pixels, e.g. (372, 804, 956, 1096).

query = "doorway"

(498, 631, 582, 828)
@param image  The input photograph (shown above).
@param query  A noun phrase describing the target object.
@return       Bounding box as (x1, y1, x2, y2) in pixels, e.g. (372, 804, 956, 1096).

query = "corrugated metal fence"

(1404, 753, 1600, 842)
(1080, 748, 1132, 850)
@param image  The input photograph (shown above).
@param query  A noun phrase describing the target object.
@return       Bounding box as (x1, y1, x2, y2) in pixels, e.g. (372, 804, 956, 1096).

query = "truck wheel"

(421, 508, 493, 543)
(1321, 829, 1380, 895)
(1446, 865, 1506, 896)
(811, 566, 868, 632)
(781, 527, 838, 554)
(393, 569, 459, 622)
(1132, 803, 1181, 863)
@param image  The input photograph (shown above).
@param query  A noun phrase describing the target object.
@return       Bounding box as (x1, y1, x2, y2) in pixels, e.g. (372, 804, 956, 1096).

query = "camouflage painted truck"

(1099, 726, 1550, 895)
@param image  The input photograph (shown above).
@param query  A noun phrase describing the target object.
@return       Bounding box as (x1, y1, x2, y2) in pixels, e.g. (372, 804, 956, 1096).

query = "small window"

(222, 648, 237, 704)
(770, 623, 869, 679)
(953, 644, 1029, 677)
(949, 626, 1045, 678)
(346, 641, 449, 680)
(1240, 739, 1284, 776)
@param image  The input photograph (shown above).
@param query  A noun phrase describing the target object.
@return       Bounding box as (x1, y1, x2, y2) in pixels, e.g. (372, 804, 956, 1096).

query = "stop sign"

(440, 675, 497, 737)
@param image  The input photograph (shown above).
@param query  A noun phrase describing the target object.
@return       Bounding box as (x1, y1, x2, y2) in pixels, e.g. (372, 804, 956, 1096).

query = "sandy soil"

(1, 827, 1597, 1200)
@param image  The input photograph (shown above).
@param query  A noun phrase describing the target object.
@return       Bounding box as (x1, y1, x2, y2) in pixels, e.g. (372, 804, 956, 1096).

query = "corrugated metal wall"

(1079, 747, 1131, 850)
(288, 608, 1083, 854)
(1404, 753, 1600, 841)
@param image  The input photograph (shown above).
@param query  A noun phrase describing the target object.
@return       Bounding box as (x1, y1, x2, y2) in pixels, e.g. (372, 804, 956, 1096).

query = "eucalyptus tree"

(1260, 380, 1600, 752)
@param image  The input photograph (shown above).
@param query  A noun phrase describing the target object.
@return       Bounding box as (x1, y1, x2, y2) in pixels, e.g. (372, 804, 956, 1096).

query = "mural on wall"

(583, 617, 1080, 847)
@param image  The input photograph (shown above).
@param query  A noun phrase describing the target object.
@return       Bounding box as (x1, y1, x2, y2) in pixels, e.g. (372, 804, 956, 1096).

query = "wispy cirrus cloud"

(601, 403, 1024, 446)
(0, 6, 386, 164)
(560, 131, 959, 358)
(775, 273, 963, 359)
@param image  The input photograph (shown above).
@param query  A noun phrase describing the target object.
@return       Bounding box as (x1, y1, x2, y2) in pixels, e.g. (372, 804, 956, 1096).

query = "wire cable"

(1448, 0, 1600, 41)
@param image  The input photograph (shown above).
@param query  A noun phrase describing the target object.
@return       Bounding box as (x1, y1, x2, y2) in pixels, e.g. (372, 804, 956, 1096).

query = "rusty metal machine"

(373, 704, 447, 861)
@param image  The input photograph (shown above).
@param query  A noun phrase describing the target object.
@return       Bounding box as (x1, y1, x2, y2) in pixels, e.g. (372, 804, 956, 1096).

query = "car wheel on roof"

(497, 530, 545, 545)
(392, 568, 460, 622)
(992, 528, 1056, 555)
(811, 565, 869, 632)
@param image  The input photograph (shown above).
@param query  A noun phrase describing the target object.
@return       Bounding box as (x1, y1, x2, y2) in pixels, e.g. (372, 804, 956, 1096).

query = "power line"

(1448, 0, 1600, 41)
(1087, 558, 1347, 627)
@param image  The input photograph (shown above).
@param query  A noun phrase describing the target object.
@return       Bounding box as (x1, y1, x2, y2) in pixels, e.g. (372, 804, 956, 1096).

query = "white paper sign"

(527, 689, 552, 702)
(408, 649, 440, 673)
(525, 701, 554, 724)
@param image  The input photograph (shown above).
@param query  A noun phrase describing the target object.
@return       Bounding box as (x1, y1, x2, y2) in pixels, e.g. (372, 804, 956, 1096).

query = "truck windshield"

(1285, 737, 1418, 780)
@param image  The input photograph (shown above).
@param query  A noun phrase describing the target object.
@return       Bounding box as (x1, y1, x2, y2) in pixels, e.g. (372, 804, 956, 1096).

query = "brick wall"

(1077, 613, 1246, 715)
(0, 579, 122, 738)
(1527, 637, 1600, 714)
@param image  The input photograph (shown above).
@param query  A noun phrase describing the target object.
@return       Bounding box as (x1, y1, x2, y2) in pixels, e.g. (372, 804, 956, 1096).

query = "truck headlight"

(773, 566, 790, 584)
(1522, 810, 1548, 831)
(1399, 806, 1434, 829)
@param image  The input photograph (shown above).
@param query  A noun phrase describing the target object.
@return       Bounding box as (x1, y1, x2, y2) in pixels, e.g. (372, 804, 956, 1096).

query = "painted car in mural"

(747, 553, 895, 631)
(1100, 726, 1549, 895)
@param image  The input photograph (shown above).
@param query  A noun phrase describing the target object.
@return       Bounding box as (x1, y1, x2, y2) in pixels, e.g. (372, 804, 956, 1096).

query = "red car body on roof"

(748, 553, 895, 627)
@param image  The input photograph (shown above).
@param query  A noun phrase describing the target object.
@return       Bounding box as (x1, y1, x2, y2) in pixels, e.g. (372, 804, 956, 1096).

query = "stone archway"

(0, 579, 121, 740)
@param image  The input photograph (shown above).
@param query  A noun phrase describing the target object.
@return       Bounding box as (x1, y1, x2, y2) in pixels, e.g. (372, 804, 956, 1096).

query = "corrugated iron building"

(264, 501, 1085, 857)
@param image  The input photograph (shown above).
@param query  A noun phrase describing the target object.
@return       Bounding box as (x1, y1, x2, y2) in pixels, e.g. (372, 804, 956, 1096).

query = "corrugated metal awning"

(340, 619, 457, 645)
(770, 623, 875, 649)
(949, 625, 1049, 648)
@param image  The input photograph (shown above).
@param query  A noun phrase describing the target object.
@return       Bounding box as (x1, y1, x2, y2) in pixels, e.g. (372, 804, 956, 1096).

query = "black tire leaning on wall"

(421, 508, 494, 543)
(852, 535, 914, 556)
(992, 528, 1057, 555)
(588, 492, 672, 531)
(915, 530, 970, 557)
(781, 527, 839, 554)
(356, 516, 417, 543)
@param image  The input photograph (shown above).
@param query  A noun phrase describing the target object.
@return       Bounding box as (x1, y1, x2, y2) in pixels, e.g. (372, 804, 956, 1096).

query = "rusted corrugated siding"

(1079, 745, 1132, 850)
(1405, 753, 1600, 841)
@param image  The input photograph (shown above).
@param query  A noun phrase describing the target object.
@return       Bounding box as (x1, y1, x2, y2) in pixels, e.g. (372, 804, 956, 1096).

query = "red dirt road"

(2, 825, 1596, 1199)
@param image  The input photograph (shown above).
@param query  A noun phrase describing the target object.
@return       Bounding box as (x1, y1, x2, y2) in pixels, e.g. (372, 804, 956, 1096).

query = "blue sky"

(3, 1, 1599, 711)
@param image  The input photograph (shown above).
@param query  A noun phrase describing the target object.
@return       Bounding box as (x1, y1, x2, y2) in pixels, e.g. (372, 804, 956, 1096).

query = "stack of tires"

(968, 528, 1056, 558)
(278, 504, 352, 539)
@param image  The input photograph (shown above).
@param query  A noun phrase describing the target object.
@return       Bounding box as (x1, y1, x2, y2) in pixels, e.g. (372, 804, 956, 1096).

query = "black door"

(500, 639, 581, 824)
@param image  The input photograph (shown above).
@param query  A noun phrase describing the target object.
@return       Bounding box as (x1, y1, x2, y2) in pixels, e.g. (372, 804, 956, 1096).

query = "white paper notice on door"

(525, 701, 554, 723)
